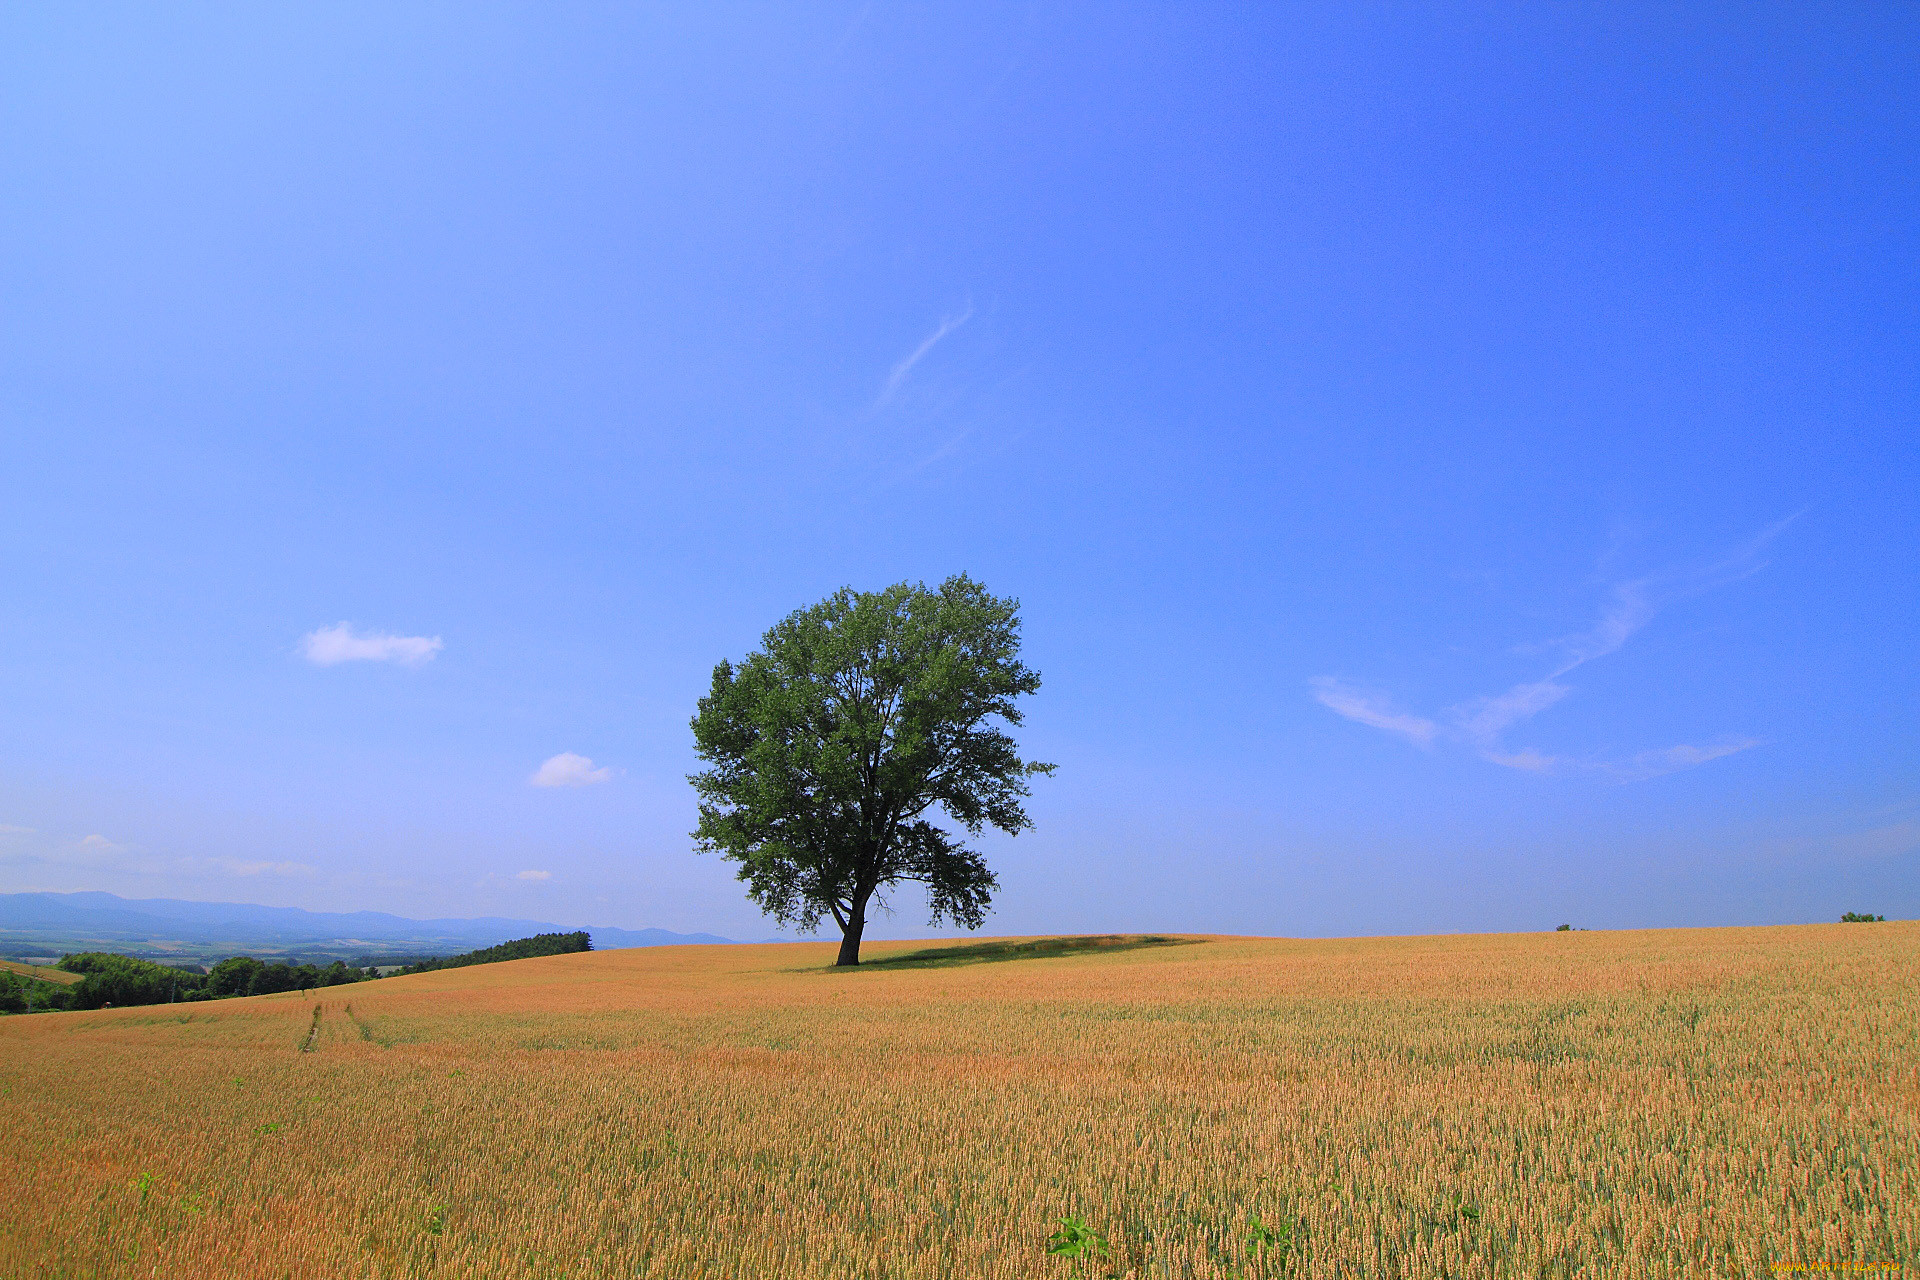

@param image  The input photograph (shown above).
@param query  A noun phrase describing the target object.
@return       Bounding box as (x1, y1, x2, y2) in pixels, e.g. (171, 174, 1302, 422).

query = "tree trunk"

(835, 887, 873, 966)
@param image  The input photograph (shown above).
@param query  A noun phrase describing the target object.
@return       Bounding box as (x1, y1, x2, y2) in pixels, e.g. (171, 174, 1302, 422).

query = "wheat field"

(0, 958, 83, 985)
(0, 924, 1913, 1279)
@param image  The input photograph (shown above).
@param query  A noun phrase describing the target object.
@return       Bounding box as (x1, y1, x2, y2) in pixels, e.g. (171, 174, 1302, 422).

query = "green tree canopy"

(690, 575, 1053, 965)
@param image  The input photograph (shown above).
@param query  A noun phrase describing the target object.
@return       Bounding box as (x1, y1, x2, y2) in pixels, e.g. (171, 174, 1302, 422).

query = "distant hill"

(0, 891, 739, 963)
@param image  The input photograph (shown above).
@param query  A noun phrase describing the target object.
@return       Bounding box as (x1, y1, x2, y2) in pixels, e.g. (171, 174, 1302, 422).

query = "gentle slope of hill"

(0, 957, 83, 985)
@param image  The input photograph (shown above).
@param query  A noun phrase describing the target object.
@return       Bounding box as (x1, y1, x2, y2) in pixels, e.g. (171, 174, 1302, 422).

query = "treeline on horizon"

(390, 931, 591, 975)
(0, 931, 592, 1015)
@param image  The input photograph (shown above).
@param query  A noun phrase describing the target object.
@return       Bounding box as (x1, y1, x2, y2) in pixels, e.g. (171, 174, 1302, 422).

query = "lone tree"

(690, 575, 1052, 966)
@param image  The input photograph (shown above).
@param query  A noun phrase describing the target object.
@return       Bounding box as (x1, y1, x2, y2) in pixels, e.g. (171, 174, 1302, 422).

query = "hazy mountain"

(0, 891, 741, 960)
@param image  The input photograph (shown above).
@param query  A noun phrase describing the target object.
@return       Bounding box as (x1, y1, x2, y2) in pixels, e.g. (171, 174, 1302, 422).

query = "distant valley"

(0, 891, 744, 965)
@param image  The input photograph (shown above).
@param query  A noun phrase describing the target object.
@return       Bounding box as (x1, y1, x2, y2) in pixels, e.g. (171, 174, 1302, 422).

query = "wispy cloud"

(1453, 679, 1571, 745)
(1482, 747, 1562, 773)
(209, 857, 316, 878)
(530, 752, 614, 788)
(1599, 738, 1762, 782)
(1543, 580, 1655, 675)
(1311, 678, 1438, 746)
(1822, 819, 1920, 860)
(8, 832, 169, 876)
(1477, 737, 1762, 780)
(0, 828, 317, 893)
(515, 869, 551, 881)
(301, 622, 443, 667)
(1311, 522, 1792, 781)
(878, 305, 973, 405)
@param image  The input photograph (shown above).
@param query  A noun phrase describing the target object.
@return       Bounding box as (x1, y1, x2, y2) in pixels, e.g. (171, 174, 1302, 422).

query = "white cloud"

(30, 833, 167, 875)
(1483, 748, 1562, 773)
(1453, 679, 1571, 744)
(1311, 522, 1790, 781)
(19, 835, 315, 880)
(1310, 678, 1438, 746)
(0, 830, 331, 896)
(206, 857, 316, 878)
(1482, 738, 1760, 781)
(879, 305, 973, 404)
(1601, 738, 1762, 783)
(300, 622, 443, 667)
(515, 869, 552, 881)
(1535, 513, 1798, 677)
(530, 752, 614, 788)
(1547, 580, 1655, 675)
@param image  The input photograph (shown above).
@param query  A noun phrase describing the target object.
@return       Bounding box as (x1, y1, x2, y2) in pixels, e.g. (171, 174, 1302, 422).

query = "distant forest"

(0, 931, 592, 1015)
(392, 932, 592, 975)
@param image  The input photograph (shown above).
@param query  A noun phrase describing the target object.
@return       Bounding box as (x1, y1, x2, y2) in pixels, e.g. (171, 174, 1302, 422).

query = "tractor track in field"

(300, 1003, 321, 1052)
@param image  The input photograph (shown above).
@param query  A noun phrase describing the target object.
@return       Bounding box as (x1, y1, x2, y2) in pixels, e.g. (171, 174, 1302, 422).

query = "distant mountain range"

(0, 891, 746, 962)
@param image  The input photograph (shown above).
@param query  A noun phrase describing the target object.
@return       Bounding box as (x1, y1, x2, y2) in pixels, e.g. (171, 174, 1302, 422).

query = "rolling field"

(0, 957, 84, 984)
(0, 924, 1914, 1279)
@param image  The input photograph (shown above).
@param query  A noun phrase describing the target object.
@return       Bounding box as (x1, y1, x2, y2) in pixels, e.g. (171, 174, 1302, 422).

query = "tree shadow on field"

(836, 934, 1201, 972)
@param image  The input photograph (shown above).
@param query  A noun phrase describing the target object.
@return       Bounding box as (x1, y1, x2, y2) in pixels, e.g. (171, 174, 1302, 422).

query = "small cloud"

(530, 752, 614, 788)
(210, 858, 316, 878)
(1452, 680, 1571, 744)
(1483, 748, 1561, 773)
(300, 622, 443, 667)
(515, 869, 552, 881)
(38, 833, 164, 874)
(1313, 520, 1795, 779)
(1, 823, 37, 837)
(1602, 738, 1761, 783)
(1486, 739, 1758, 782)
(1544, 581, 1656, 674)
(878, 305, 973, 405)
(1311, 677, 1438, 747)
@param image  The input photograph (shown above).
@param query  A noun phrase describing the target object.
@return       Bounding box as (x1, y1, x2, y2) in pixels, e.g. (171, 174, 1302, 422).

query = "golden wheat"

(0, 958, 83, 985)
(0, 923, 1914, 1278)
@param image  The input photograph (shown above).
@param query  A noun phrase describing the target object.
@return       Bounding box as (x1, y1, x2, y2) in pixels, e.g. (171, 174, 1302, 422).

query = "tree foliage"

(201, 956, 363, 999)
(395, 931, 590, 975)
(59, 952, 210, 1008)
(2, 931, 597, 1017)
(689, 575, 1052, 965)
(0, 972, 55, 1014)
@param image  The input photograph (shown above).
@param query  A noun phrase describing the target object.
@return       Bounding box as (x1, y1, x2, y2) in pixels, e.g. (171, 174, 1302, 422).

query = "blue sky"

(2, 4, 1914, 939)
